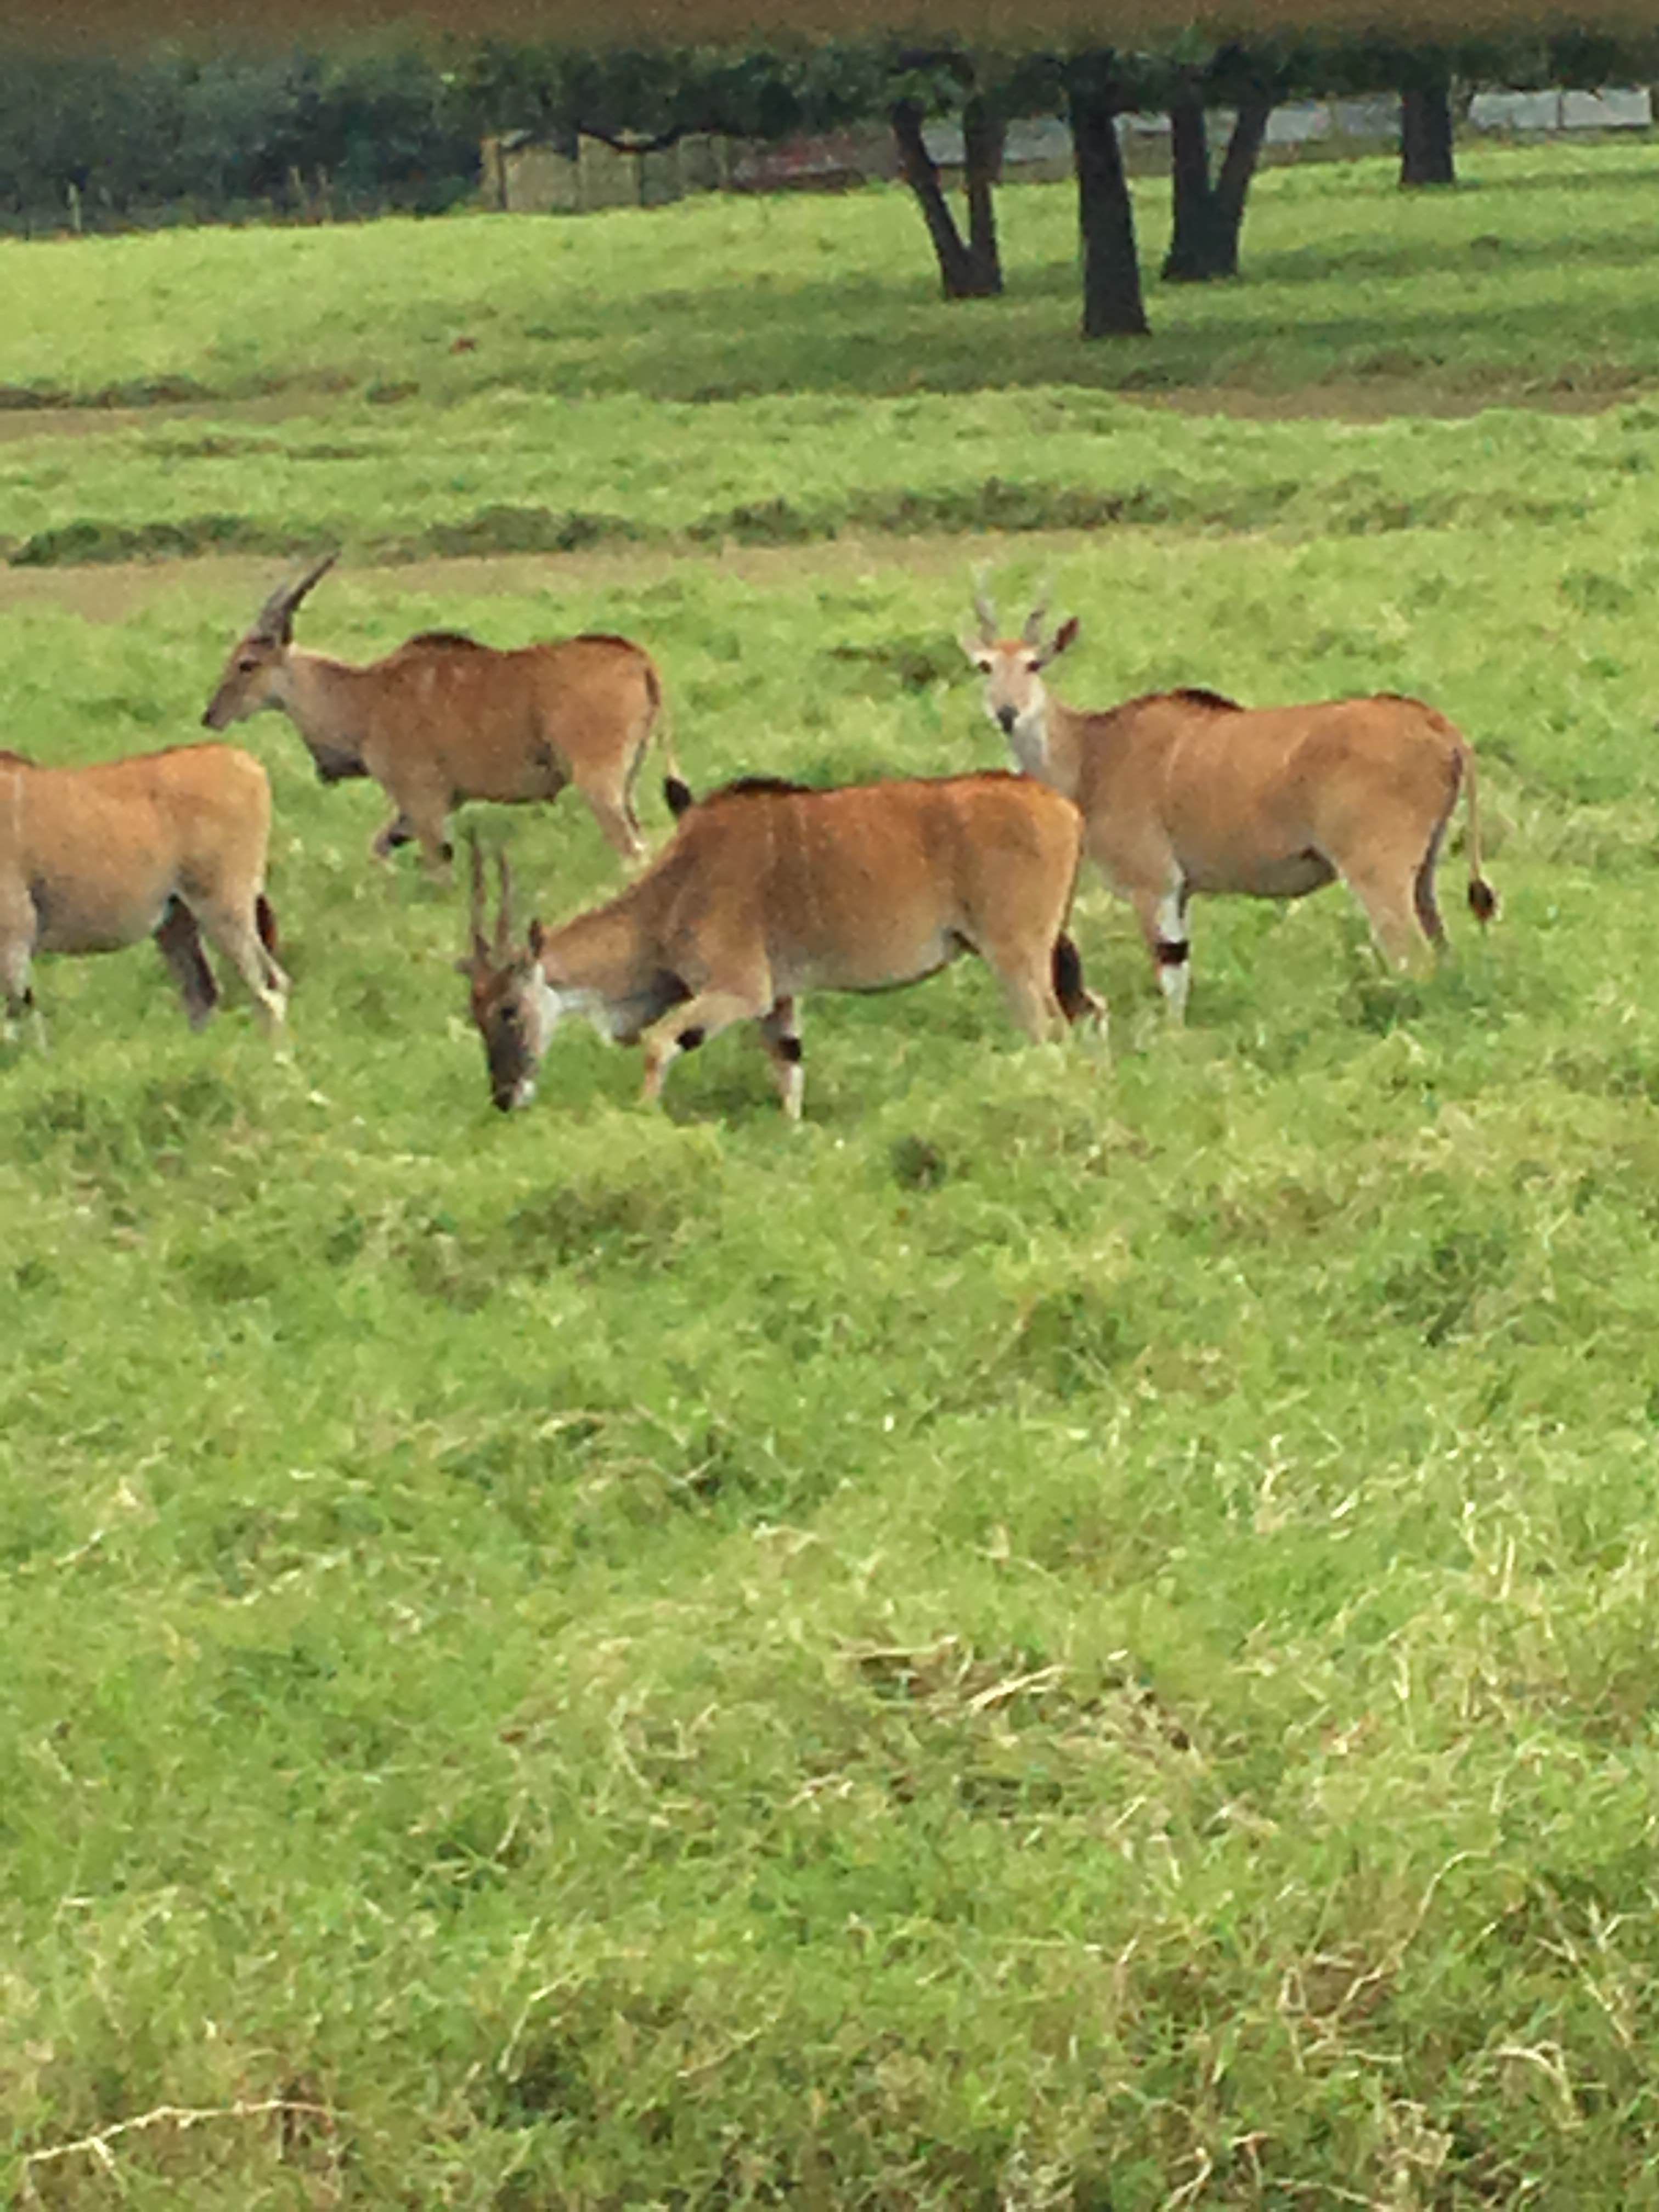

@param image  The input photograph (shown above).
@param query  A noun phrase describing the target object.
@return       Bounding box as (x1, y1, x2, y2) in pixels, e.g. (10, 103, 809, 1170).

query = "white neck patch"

(1006, 704, 1050, 780)
(544, 976, 626, 1044)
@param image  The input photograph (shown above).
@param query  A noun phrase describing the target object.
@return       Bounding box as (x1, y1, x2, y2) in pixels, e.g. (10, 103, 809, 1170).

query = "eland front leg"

(1128, 879, 1193, 1022)
(638, 973, 774, 1108)
(757, 997, 805, 1120)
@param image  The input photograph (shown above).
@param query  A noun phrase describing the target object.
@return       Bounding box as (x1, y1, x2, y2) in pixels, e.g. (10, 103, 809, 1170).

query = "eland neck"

(278, 648, 375, 729)
(536, 889, 660, 1008)
(1005, 679, 1086, 803)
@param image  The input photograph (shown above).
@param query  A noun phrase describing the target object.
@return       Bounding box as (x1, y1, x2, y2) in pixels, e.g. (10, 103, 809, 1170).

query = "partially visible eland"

(201, 554, 684, 873)
(1, 743, 287, 1043)
(962, 582, 1497, 1020)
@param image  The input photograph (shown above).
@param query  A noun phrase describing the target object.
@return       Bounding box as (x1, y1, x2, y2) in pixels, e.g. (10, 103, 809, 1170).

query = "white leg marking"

(1154, 885, 1191, 1022)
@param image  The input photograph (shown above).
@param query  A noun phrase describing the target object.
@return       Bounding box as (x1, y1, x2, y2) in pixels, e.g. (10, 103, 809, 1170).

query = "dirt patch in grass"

(0, 375, 1651, 447)
(1125, 372, 1658, 422)
(0, 392, 341, 445)
(0, 532, 1124, 623)
(0, 380, 358, 441)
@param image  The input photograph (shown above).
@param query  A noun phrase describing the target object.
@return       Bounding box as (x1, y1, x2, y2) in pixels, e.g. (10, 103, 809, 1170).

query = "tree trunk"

(1161, 86, 1221, 283)
(1401, 78, 1456, 188)
(891, 95, 1002, 300)
(960, 94, 1005, 291)
(1163, 84, 1272, 283)
(1210, 89, 1272, 278)
(1068, 58, 1148, 338)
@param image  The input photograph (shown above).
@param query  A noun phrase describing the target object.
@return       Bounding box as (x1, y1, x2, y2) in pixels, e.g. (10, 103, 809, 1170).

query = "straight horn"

(1022, 578, 1054, 647)
(971, 569, 998, 646)
(494, 850, 516, 960)
(466, 832, 489, 964)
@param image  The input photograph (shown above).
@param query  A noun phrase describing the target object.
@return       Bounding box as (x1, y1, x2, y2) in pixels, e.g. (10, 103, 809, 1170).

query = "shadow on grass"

(12, 195, 1659, 421)
(388, 277, 1659, 415)
(2, 465, 1596, 568)
(452, 274, 1659, 406)
(1249, 225, 1659, 289)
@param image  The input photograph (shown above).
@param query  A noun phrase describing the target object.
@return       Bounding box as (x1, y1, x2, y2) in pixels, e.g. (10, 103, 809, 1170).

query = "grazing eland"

(459, 771, 1102, 1120)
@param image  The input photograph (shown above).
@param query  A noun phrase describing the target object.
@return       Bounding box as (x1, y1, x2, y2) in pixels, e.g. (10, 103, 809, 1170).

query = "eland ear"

(528, 918, 546, 958)
(959, 629, 993, 666)
(1038, 614, 1080, 667)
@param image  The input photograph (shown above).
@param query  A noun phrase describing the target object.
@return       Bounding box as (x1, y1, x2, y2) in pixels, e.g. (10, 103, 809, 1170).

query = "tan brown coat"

(201, 554, 681, 872)
(1, 743, 287, 1039)
(461, 771, 1102, 1118)
(964, 593, 1495, 1019)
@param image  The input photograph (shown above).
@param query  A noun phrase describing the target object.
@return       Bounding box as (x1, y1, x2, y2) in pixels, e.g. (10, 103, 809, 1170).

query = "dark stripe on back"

(706, 775, 813, 801)
(1167, 687, 1243, 713)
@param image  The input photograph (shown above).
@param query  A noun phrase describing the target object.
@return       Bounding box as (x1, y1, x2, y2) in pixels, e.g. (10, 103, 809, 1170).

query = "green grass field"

(7, 141, 1659, 2208)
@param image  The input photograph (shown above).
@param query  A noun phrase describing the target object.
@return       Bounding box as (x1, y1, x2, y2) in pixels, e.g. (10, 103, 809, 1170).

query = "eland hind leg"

(189, 894, 290, 1034)
(620, 731, 653, 849)
(1053, 933, 1108, 1042)
(154, 898, 219, 1029)
(1338, 853, 1427, 970)
(972, 927, 1067, 1044)
(613, 692, 668, 857)
(1, 961, 43, 1048)
(1346, 754, 1468, 969)
(575, 770, 648, 867)
(1340, 804, 1447, 969)
(0, 890, 44, 1047)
